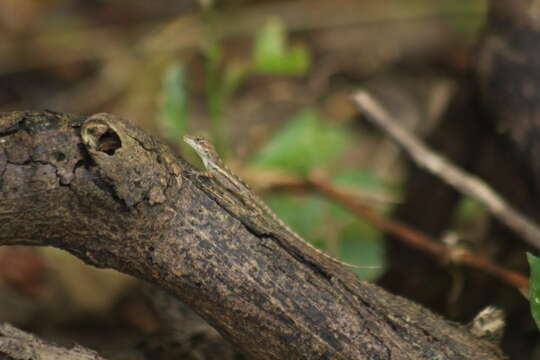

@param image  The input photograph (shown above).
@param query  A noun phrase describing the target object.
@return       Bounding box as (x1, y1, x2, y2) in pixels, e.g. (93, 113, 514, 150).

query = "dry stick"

(353, 91, 540, 251)
(308, 174, 529, 291)
(263, 173, 528, 290)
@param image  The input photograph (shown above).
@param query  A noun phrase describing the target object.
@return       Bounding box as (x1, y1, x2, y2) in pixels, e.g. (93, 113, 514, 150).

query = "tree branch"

(0, 323, 107, 360)
(0, 110, 504, 359)
(354, 91, 540, 251)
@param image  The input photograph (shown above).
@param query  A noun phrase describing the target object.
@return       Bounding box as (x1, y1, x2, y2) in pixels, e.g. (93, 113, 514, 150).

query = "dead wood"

(0, 323, 107, 360)
(0, 110, 504, 359)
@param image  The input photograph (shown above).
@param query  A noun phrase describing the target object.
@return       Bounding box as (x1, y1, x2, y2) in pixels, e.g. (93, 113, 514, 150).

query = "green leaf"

(528, 252, 540, 330)
(451, 197, 486, 232)
(340, 221, 384, 280)
(265, 193, 324, 241)
(202, 13, 225, 146)
(333, 169, 393, 192)
(278, 45, 310, 75)
(221, 61, 248, 104)
(158, 62, 188, 142)
(252, 17, 310, 75)
(250, 108, 350, 175)
(254, 18, 285, 62)
(265, 192, 384, 280)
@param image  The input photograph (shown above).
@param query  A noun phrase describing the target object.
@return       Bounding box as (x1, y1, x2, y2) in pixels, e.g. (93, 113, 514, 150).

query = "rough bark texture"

(142, 285, 241, 360)
(0, 323, 107, 360)
(0, 110, 503, 359)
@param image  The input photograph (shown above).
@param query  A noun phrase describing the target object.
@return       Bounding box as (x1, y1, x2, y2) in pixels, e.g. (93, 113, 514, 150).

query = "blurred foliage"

(250, 108, 350, 176)
(251, 109, 387, 277)
(340, 221, 384, 278)
(252, 17, 310, 75)
(528, 253, 540, 331)
(332, 169, 396, 195)
(441, 0, 487, 43)
(265, 193, 384, 280)
(454, 197, 484, 220)
(159, 62, 188, 142)
(202, 3, 228, 151)
(451, 197, 486, 229)
(160, 11, 311, 152)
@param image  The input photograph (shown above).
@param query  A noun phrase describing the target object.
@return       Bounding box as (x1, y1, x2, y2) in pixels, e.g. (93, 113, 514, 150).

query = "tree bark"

(0, 110, 503, 359)
(0, 323, 107, 360)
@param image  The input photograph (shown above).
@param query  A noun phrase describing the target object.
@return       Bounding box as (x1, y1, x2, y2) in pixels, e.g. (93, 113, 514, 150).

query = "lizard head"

(183, 135, 220, 168)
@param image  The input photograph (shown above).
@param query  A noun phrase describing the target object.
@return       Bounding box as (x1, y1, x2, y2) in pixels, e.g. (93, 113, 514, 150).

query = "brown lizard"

(183, 135, 379, 270)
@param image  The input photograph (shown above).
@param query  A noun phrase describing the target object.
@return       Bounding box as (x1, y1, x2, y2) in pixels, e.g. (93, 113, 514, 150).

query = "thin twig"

(353, 90, 540, 251)
(307, 173, 529, 292)
(254, 171, 529, 291)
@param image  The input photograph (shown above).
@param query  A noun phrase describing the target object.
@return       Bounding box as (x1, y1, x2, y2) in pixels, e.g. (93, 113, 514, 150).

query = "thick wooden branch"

(0, 111, 504, 359)
(0, 323, 107, 360)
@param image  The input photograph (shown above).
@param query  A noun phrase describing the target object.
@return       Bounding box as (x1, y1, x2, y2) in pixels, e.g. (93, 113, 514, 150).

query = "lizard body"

(183, 135, 378, 270)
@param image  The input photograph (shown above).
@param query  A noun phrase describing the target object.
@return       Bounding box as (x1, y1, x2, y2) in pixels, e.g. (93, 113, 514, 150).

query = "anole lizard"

(184, 135, 378, 270)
